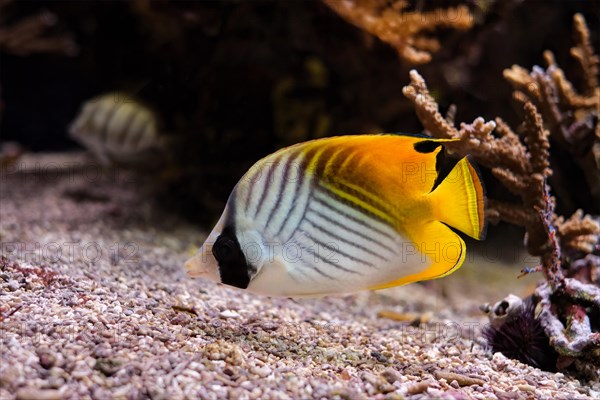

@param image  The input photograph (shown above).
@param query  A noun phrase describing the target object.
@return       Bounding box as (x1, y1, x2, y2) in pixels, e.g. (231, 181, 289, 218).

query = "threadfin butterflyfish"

(69, 92, 166, 167)
(185, 134, 486, 297)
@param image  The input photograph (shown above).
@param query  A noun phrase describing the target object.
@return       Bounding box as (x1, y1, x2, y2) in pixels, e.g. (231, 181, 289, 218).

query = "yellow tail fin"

(428, 156, 486, 240)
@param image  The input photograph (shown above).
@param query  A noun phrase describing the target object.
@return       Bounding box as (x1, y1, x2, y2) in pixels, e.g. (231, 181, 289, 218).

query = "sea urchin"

(482, 295, 558, 371)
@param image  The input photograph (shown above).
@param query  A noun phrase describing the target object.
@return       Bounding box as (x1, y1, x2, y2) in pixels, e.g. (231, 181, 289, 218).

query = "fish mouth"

(184, 248, 220, 282)
(184, 255, 202, 276)
(185, 213, 228, 282)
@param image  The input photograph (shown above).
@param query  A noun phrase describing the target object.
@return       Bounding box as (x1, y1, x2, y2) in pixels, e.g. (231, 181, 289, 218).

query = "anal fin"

(369, 221, 466, 290)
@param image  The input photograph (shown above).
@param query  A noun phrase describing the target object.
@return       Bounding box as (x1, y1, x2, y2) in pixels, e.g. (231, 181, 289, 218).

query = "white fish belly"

(236, 152, 434, 296)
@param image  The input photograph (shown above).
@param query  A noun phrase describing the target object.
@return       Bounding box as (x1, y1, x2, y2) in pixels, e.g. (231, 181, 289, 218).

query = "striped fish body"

(69, 93, 164, 167)
(185, 134, 486, 297)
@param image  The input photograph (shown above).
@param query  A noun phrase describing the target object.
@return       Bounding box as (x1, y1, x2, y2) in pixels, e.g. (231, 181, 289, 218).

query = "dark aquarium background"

(1, 0, 598, 225)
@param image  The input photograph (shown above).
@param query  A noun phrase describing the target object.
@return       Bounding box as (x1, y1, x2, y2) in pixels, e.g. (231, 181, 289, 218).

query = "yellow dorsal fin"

(319, 134, 459, 199)
(371, 135, 458, 197)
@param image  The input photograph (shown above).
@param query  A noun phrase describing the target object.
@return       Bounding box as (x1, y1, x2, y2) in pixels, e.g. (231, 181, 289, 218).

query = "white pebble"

(219, 310, 240, 319)
(251, 365, 272, 378)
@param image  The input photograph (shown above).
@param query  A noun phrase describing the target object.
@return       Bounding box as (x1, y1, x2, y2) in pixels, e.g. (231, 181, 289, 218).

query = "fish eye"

(212, 227, 251, 289)
(213, 234, 238, 263)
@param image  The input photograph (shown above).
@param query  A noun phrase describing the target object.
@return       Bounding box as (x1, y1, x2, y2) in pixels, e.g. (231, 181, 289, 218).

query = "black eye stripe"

(213, 236, 238, 261)
(213, 226, 250, 289)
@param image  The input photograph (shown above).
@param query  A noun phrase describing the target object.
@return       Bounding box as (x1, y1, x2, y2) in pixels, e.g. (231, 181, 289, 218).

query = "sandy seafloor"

(0, 153, 598, 400)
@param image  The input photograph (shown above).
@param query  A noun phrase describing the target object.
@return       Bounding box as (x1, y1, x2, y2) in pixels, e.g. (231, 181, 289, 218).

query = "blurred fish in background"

(1, 0, 598, 225)
(69, 92, 170, 169)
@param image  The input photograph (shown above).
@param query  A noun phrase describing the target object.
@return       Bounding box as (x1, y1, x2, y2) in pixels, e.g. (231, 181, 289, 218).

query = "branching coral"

(555, 210, 600, 258)
(0, 0, 78, 135)
(322, 0, 473, 64)
(403, 71, 557, 261)
(503, 13, 600, 211)
(0, 0, 77, 56)
(402, 13, 600, 372)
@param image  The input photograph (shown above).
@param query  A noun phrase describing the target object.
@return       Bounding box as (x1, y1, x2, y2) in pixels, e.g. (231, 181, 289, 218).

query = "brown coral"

(402, 13, 600, 369)
(571, 14, 599, 97)
(322, 0, 473, 64)
(403, 70, 557, 261)
(0, 0, 77, 56)
(503, 13, 600, 211)
(555, 210, 600, 257)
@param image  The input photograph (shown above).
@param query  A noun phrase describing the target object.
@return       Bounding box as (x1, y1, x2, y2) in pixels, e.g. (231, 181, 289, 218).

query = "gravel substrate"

(1, 154, 599, 399)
